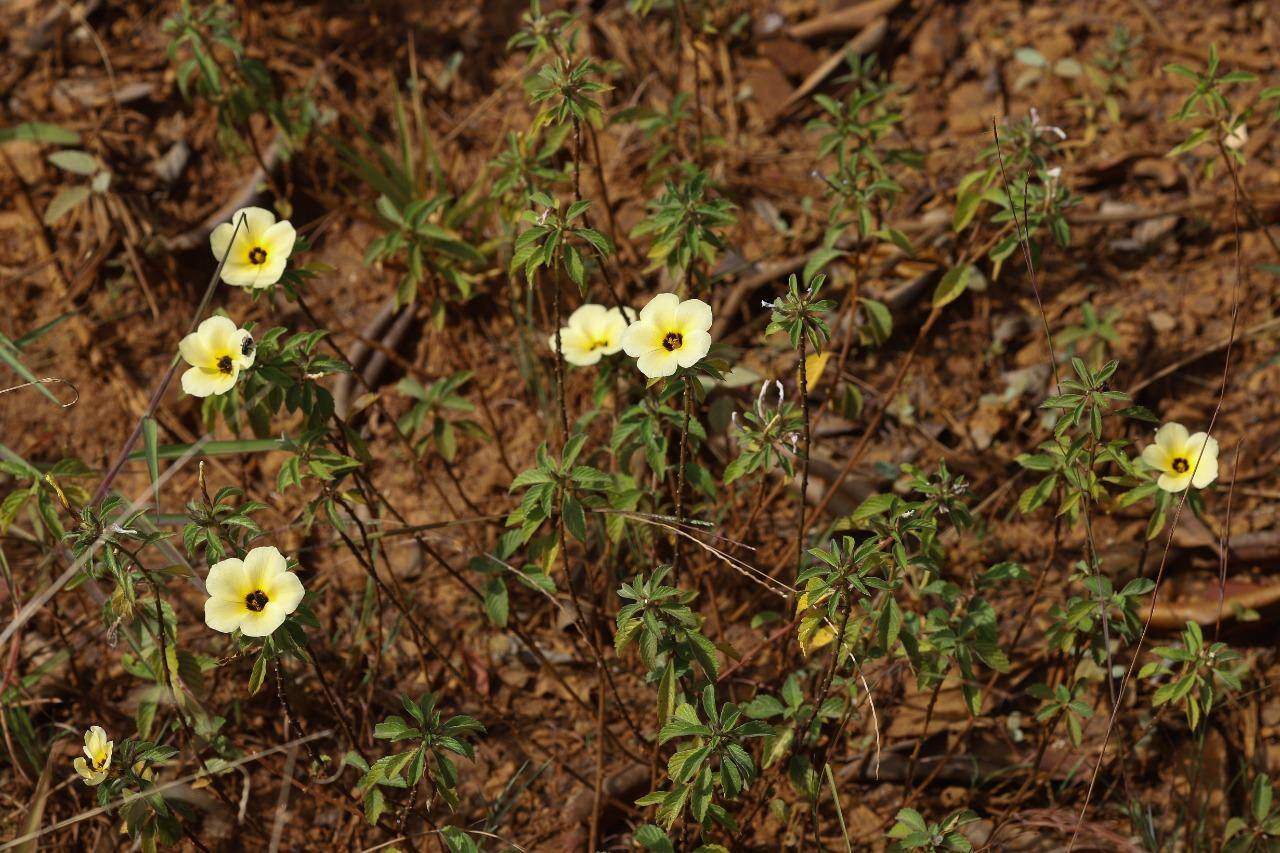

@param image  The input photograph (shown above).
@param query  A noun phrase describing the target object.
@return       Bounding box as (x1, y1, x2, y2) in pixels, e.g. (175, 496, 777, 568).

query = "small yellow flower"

(204, 546, 305, 638)
(210, 206, 296, 289)
(131, 760, 155, 782)
(1141, 422, 1219, 492)
(621, 292, 713, 378)
(549, 304, 631, 366)
(73, 725, 112, 786)
(178, 316, 256, 398)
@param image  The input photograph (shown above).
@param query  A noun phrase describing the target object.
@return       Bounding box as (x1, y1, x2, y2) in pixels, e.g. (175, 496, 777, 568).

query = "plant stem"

(305, 642, 361, 748)
(797, 333, 811, 583)
(673, 377, 692, 578)
(900, 679, 943, 794)
(552, 266, 571, 440)
(273, 657, 318, 764)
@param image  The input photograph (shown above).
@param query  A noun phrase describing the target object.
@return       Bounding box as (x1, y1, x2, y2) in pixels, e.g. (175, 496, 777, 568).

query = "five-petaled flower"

(204, 546, 305, 638)
(621, 292, 713, 378)
(549, 304, 632, 366)
(1141, 422, 1219, 492)
(74, 725, 112, 786)
(210, 206, 296, 289)
(179, 315, 256, 398)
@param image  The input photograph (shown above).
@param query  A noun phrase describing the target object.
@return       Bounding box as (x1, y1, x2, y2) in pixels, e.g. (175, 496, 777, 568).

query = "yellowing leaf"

(804, 351, 830, 389)
(798, 613, 835, 656)
(795, 580, 835, 656)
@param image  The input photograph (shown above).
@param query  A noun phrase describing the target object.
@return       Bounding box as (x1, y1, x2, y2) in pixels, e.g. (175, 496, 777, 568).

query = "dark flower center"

(1172, 457, 1189, 473)
(662, 332, 683, 352)
(217, 355, 234, 374)
(245, 590, 269, 612)
(248, 247, 268, 265)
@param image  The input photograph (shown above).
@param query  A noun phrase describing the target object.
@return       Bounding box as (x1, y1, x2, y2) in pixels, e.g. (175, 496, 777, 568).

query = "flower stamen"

(662, 332, 683, 352)
(216, 355, 234, 374)
(244, 590, 269, 612)
(248, 246, 268, 265)
(1171, 457, 1189, 473)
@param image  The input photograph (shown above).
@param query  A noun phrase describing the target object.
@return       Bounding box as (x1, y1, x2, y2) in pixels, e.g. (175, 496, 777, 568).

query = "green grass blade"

(0, 332, 59, 404)
(126, 437, 291, 461)
(142, 416, 159, 513)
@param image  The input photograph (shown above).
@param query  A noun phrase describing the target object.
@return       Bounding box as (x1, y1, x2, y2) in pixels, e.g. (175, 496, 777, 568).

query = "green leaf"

(562, 493, 587, 542)
(932, 264, 973, 309)
(849, 493, 894, 524)
(1015, 47, 1047, 67)
(0, 121, 80, 145)
(802, 248, 845, 284)
(860, 298, 892, 345)
(48, 150, 99, 175)
(634, 824, 674, 853)
(483, 575, 508, 627)
(373, 715, 421, 742)
(43, 186, 89, 225)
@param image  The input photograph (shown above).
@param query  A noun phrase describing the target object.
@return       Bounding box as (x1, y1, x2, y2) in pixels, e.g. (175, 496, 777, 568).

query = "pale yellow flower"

(621, 293, 713, 378)
(204, 546, 305, 638)
(73, 725, 112, 786)
(549, 304, 631, 366)
(209, 206, 296, 289)
(131, 760, 155, 782)
(1224, 121, 1248, 151)
(1141, 422, 1219, 492)
(178, 316, 256, 398)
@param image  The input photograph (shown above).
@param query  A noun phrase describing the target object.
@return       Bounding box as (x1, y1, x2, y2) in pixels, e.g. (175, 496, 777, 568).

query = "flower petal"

(243, 546, 287, 591)
(622, 321, 662, 358)
(264, 570, 305, 616)
(1190, 458, 1219, 489)
(230, 206, 277, 240)
(219, 261, 261, 288)
(181, 367, 236, 398)
(638, 292, 680, 328)
(210, 222, 235, 262)
(239, 606, 286, 638)
(1157, 471, 1191, 493)
(1154, 422, 1189, 452)
(636, 348, 679, 378)
(178, 329, 213, 368)
(675, 329, 712, 368)
(567, 303, 608, 332)
(1186, 434, 1220, 488)
(260, 219, 296, 260)
(1140, 443, 1169, 472)
(204, 596, 245, 634)
(252, 257, 288, 288)
(197, 316, 237, 351)
(675, 298, 713, 333)
(232, 329, 257, 369)
(205, 558, 248, 600)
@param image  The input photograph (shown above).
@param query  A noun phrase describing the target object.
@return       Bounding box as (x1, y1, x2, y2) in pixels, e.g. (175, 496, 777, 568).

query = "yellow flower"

(549, 304, 631, 366)
(178, 316, 256, 398)
(73, 725, 112, 786)
(209, 206, 296, 289)
(204, 546, 305, 638)
(621, 292, 713, 378)
(1141, 422, 1219, 492)
(131, 760, 155, 782)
